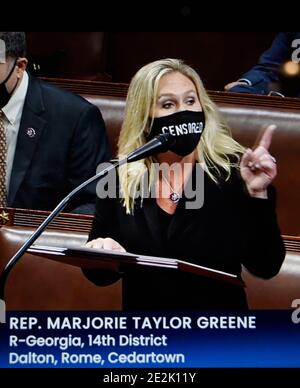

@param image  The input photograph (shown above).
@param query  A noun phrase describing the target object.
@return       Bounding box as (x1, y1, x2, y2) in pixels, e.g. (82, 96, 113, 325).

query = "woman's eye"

(162, 102, 173, 109)
(186, 98, 195, 105)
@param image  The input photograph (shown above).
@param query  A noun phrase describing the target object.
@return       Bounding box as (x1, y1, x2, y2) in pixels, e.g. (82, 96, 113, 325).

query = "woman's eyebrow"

(158, 90, 196, 100)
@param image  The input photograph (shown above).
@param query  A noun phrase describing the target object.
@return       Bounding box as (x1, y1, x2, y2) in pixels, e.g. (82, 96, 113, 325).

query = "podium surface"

(28, 245, 245, 287)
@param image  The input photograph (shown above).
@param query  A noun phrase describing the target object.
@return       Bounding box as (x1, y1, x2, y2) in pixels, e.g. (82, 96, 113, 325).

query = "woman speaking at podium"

(83, 58, 285, 310)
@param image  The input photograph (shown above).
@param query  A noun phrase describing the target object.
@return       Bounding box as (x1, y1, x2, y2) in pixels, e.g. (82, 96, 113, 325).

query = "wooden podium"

(28, 245, 244, 287)
(0, 208, 243, 311)
(1, 207, 300, 309)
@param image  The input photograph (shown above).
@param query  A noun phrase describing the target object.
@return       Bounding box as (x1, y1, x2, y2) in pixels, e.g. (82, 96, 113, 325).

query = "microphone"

(0, 133, 175, 317)
(127, 133, 175, 163)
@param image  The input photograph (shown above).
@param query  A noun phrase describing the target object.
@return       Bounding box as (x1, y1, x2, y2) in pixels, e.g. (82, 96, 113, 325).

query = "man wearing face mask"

(83, 58, 285, 310)
(0, 32, 110, 213)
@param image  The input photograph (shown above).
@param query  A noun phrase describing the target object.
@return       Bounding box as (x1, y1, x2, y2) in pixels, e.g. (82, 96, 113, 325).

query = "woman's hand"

(240, 125, 277, 198)
(85, 237, 126, 252)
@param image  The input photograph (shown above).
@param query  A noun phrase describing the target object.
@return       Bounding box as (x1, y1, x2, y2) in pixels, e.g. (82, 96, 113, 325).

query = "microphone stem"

(0, 157, 128, 302)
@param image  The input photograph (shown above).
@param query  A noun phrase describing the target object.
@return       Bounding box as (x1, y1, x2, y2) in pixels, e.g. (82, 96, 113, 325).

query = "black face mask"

(148, 110, 205, 156)
(0, 59, 18, 109)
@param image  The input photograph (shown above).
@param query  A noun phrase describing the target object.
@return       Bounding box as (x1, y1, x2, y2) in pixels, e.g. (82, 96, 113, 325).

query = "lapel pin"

(26, 128, 36, 138)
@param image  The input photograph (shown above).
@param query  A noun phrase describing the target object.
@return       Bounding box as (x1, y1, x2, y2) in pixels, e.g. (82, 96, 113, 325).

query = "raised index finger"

(257, 124, 277, 150)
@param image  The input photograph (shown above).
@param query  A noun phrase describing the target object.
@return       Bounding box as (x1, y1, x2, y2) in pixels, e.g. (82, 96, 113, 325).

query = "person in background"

(0, 32, 111, 213)
(225, 32, 300, 97)
(83, 58, 285, 310)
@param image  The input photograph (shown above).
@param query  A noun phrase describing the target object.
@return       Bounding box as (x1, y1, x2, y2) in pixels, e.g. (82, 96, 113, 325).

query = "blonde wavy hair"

(118, 58, 244, 213)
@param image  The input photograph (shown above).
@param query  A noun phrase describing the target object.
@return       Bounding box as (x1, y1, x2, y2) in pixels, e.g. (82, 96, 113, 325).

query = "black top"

(83, 165, 285, 310)
(157, 205, 174, 242)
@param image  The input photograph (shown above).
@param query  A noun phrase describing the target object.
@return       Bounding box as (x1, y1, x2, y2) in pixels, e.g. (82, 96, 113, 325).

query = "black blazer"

(7, 75, 111, 213)
(84, 166, 285, 310)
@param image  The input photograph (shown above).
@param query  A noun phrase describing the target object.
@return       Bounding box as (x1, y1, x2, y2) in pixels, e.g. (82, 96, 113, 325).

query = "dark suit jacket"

(7, 75, 111, 213)
(84, 166, 285, 310)
(229, 32, 300, 96)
